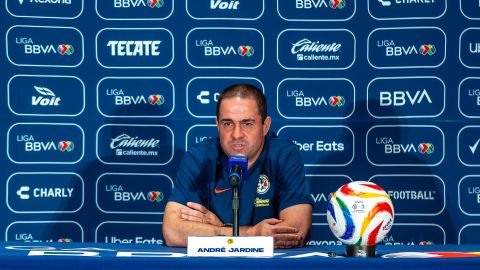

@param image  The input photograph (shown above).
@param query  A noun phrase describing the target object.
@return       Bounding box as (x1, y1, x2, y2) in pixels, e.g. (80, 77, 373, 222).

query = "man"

(163, 83, 312, 248)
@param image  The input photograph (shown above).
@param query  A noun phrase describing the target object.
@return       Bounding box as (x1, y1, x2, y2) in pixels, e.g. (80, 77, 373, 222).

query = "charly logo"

(366, 125, 444, 166)
(277, 78, 354, 119)
(187, 77, 263, 118)
(369, 0, 446, 20)
(186, 28, 264, 68)
(277, 126, 354, 166)
(277, 29, 355, 70)
(7, 26, 83, 67)
(97, 77, 174, 117)
(368, 77, 445, 118)
(96, 125, 173, 165)
(96, 28, 174, 68)
(368, 27, 446, 69)
(7, 123, 84, 164)
(278, 0, 354, 21)
(97, 173, 172, 214)
(8, 75, 85, 117)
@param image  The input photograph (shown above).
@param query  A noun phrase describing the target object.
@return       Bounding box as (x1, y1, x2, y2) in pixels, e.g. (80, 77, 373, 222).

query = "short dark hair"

(216, 83, 267, 122)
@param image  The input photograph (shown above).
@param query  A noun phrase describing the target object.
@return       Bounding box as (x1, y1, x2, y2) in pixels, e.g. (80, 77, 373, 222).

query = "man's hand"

(180, 202, 224, 227)
(248, 218, 302, 248)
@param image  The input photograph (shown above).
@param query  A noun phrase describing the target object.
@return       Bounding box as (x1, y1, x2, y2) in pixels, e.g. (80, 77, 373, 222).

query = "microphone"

(228, 155, 247, 186)
(227, 155, 247, 237)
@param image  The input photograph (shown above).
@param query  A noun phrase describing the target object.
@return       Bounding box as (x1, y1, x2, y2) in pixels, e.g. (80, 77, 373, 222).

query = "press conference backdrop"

(1, 0, 480, 246)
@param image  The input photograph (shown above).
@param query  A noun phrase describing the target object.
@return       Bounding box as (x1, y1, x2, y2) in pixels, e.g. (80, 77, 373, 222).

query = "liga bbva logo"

(7, 173, 84, 214)
(96, 173, 172, 214)
(97, 77, 174, 118)
(368, 27, 446, 69)
(277, 0, 355, 21)
(186, 27, 264, 69)
(96, 0, 173, 20)
(6, 25, 84, 67)
(277, 29, 355, 70)
(277, 78, 354, 119)
(186, 0, 264, 20)
(7, 123, 84, 164)
(459, 77, 480, 118)
(366, 125, 444, 166)
(96, 28, 174, 68)
(6, 0, 83, 19)
(8, 75, 85, 117)
(368, 0, 446, 20)
(6, 221, 83, 243)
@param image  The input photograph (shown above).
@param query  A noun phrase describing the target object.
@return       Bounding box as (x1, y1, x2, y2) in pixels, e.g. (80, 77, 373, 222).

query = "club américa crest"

(256, 174, 270, 194)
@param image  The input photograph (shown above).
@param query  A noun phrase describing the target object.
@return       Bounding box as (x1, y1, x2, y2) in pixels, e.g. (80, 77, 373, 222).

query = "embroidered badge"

(256, 174, 270, 194)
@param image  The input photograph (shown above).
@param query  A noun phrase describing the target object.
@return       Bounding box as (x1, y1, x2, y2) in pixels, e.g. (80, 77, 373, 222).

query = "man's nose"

(231, 124, 244, 139)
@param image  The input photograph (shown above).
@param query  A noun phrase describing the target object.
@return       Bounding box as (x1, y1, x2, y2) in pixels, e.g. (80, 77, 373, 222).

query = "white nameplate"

(187, 236, 274, 257)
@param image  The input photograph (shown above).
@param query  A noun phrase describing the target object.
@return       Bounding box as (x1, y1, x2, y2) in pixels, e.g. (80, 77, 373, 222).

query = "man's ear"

(263, 116, 271, 135)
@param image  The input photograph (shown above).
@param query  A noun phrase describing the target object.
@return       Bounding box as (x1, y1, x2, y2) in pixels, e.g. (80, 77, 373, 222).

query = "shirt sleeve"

(276, 144, 313, 212)
(168, 149, 206, 206)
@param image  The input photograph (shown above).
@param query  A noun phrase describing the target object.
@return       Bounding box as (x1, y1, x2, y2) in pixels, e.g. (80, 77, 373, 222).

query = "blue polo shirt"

(169, 132, 312, 226)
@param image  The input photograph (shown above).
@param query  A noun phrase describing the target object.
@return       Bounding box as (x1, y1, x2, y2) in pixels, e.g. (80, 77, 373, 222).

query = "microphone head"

(227, 155, 248, 186)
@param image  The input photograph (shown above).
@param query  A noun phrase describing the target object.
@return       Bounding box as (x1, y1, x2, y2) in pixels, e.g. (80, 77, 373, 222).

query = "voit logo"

(32, 86, 61, 106)
(7, 123, 84, 164)
(277, 78, 355, 119)
(7, 26, 83, 67)
(366, 125, 444, 166)
(277, 29, 355, 70)
(186, 28, 264, 68)
(368, 27, 446, 69)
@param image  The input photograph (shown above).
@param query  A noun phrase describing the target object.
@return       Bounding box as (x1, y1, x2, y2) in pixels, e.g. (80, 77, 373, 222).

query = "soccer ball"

(326, 181, 394, 246)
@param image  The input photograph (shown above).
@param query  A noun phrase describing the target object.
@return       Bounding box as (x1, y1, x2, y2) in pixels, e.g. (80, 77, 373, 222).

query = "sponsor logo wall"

(0, 0, 479, 246)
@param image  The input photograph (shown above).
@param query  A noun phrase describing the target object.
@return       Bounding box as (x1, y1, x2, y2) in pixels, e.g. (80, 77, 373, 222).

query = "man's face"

(216, 96, 271, 168)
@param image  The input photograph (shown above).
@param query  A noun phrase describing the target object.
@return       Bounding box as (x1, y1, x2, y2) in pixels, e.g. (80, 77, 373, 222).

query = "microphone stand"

(230, 174, 240, 237)
(232, 184, 240, 236)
